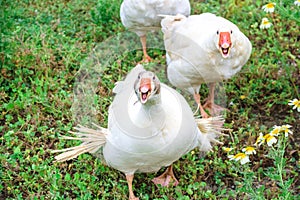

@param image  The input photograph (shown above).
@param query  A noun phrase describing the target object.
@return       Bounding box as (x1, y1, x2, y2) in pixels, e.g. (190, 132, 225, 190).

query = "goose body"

(104, 66, 199, 174)
(161, 13, 252, 117)
(53, 64, 223, 199)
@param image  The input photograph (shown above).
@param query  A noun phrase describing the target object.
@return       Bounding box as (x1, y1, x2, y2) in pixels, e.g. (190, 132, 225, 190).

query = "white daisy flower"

(264, 134, 277, 146)
(288, 98, 300, 112)
(223, 147, 234, 152)
(262, 2, 276, 13)
(228, 153, 250, 165)
(242, 146, 256, 155)
(270, 125, 281, 136)
(260, 18, 272, 29)
(280, 125, 293, 137)
(255, 132, 265, 146)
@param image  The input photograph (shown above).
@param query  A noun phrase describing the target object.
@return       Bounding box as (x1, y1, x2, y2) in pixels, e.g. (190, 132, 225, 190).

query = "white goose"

(120, 0, 190, 62)
(52, 64, 224, 200)
(161, 13, 252, 118)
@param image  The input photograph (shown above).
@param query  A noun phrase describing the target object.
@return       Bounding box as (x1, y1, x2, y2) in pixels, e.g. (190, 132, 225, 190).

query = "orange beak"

(218, 32, 232, 58)
(139, 78, 152, 104)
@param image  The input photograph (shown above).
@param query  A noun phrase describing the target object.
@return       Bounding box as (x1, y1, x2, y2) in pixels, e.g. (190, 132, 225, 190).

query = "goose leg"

(194, 93, 210, 118)
(203, 83, 228, 116)
(126, 174, 139, 200)
(139, 35, 152, 63)
(152, 165, 179, 187)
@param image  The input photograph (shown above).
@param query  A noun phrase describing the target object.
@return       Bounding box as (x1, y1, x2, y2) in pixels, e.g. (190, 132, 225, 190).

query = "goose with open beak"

(161, 13, 252, 118)
(52, 64, 224, 200)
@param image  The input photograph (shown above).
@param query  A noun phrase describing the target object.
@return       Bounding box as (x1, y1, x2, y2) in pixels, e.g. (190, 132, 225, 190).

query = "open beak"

(218, 32, 232, 58)
(139, 78, 152, 104)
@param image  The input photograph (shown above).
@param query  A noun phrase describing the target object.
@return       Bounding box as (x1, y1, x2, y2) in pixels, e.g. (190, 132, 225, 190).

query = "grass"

(0, 0, 299, 199)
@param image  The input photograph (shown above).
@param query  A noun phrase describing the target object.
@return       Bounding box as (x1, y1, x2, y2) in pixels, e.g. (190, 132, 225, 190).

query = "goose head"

(215, 28, 234, 58)
(134, 71, 161, 104)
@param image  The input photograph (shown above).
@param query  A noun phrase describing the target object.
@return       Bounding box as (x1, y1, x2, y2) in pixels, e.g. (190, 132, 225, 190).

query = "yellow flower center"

(235, 153, 247, 159)
(266, 3, 275, 8)
(262, 18, 270, 25)
(264, 134, 274, 141)
(240, 95, 246, 100)
(270, 128, 280, 135)
(223, 147, 233, 152)
(245, 147, 255, 152)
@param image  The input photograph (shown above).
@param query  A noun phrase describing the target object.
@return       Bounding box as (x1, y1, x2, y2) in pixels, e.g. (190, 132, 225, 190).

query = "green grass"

(1, 0, 299, 199)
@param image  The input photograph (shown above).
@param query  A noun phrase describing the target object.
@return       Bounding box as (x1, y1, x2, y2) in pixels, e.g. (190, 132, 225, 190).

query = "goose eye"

(152, 76, 156, 80)
(231, 30, 233, 34)
(216, 31, 219, 35)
